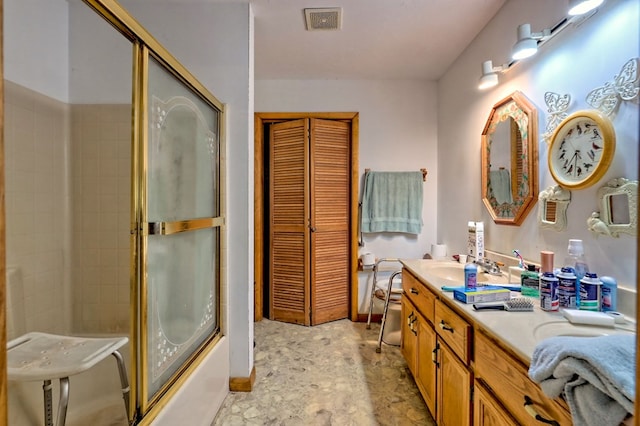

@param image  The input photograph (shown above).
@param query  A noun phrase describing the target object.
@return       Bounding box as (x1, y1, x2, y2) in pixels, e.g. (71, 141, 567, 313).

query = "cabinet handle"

(433, 343, 440, 367)
(523, 396, 560, 425)
(439, 320, 454, 333)
(407, 312, 414, 325)
(410, 288, 419, 295)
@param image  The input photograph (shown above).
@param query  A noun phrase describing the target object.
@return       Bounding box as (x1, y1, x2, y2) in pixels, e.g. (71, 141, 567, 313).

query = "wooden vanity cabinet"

(401, 273, 437, 416)
(474, 380, 518, 426)
(401, 266, 574, 425)
(475, 331, 572, 426)
(434, 299, 472, 425)
(401, 270, 471, 424)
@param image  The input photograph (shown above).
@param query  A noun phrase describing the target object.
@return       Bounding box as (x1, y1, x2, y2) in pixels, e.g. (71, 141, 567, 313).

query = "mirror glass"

(608, 193, 630, 225)
(481, 91, 538, 225)
(590, 178, 638, 237)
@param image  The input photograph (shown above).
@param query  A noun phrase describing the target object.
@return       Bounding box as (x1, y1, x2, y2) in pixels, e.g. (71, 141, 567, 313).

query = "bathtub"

(8, 336, 131, 426)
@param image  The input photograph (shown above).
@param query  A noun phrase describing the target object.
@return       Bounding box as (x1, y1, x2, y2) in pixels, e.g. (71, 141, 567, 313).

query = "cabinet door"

(474, 380, 518, 426)
(401, 298, 417, 375)
(416, 318, 437, 417)
(437, 341, 471, 426)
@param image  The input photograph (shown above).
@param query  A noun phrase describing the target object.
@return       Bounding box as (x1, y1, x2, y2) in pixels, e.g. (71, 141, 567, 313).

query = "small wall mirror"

(588, 178, 638, 237)
(538, 185, 571, 231)
(481, 91, 539, 225)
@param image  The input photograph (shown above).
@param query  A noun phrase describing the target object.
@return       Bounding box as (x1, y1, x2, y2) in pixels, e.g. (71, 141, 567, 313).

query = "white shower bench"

(7, 332, 130, 426)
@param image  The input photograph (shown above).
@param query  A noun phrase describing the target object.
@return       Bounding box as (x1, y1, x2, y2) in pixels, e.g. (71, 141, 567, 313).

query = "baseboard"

(356, 313, 382, 323)
(229, 365, 256, 392)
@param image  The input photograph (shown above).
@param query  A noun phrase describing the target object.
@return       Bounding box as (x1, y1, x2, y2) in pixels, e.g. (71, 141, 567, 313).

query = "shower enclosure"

(141, 53, 222, 409)
(5, 0, 225, 423)
(107, 2, 225, 418)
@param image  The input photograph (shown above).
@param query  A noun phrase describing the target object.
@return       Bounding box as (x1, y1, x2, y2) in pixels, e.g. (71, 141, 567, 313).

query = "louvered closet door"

(309, 118, 350, 325)
(270, 119, 310, 325)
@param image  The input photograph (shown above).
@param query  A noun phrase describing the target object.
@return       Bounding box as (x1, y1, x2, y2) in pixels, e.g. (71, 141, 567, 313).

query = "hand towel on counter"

(528, 334, 635, 426)
(361, 171, 423, 235)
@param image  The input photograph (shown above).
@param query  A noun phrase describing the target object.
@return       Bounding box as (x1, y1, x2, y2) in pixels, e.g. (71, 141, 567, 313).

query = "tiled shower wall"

(4, 81, 131, 337)
(70, 103, 131, 333)
(5, 82, 68, 338)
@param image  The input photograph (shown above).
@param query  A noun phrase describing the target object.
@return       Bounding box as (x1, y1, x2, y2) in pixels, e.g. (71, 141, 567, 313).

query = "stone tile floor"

(212, 318, 434, 426)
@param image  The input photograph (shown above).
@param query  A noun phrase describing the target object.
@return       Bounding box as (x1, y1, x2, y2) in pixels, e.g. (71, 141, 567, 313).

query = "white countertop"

(401, 259, 636, 364)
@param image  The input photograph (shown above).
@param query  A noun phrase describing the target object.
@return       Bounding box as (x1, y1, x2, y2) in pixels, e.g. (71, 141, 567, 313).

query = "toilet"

(373, 276, 403, 346)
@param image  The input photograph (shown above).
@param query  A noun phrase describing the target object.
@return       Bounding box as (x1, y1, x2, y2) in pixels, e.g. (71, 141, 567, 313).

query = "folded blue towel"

(528, 334, 635, 426)
(361, 171, 423, 235)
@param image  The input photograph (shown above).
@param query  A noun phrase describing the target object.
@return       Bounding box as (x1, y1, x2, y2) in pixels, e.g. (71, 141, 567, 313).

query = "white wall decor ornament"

(538, 185, 571, 231)
(543, 92, 571, 144)
(588, 178, 638, 238)
(585, 57, 639, 116)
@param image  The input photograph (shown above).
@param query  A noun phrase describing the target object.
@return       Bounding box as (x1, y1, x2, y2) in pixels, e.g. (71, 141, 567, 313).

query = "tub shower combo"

(6, 1, 225, 423)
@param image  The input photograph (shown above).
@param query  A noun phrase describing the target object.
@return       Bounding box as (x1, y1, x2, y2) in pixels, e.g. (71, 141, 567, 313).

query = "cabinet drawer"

(434, 300, 471, 364)
(475, 332, 572, 426)
(402, 269, 436, 323)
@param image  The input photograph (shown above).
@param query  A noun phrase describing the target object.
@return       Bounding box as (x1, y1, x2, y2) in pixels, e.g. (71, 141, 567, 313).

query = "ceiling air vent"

(304, 8, 342, 31)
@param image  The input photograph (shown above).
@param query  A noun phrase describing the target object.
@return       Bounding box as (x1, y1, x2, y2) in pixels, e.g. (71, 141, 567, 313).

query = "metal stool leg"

(366, 263, 380, 329)
(376, 270, 401, 353)
(111, 350, 131, 424)
(43, 380, 53, 426)
(57, 377, 70, 426)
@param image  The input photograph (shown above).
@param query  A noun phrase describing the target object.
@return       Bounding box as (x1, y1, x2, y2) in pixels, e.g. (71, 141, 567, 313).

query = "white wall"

(256, 79, 438, 312)
(438, 0, 639, 315)
(4, 0, 69, 102)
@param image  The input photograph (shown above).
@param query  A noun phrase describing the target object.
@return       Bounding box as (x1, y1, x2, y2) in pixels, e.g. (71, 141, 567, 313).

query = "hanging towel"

(528, 334, 635, 426)
(489, 169, 513, 204)
(361, 171, 423, 235)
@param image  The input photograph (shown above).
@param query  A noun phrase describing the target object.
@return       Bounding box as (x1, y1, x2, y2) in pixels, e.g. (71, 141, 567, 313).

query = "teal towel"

(489, 169, 512, 204)
(529, 334, 635, 426)
(361, 171, 423, 234)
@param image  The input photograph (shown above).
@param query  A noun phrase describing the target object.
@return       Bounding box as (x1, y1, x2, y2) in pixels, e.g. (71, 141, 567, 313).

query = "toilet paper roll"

(431, 244, 447, 259)
(362, 253, 376, 266)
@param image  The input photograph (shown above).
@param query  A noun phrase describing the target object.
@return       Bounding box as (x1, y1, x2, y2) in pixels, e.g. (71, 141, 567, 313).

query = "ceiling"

(249, 0, 507, 80)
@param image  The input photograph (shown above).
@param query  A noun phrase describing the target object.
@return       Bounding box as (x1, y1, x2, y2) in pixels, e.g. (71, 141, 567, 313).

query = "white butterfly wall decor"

(585, 57, 639, 116)
(543, 92, 570, 143)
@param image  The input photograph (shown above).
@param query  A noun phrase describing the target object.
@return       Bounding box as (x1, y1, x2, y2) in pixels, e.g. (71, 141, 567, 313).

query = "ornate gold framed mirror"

(481, 91, 539, 225)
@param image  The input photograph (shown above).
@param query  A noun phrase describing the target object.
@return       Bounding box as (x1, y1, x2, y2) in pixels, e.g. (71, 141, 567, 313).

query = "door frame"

(254, 112, 359, 322)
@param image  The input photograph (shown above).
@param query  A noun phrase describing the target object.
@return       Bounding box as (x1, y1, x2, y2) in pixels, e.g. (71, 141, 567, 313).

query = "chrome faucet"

(474, 258, 502, 275)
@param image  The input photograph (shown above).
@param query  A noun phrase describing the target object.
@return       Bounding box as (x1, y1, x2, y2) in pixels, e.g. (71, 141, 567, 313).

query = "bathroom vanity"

(400, 259, 634, 425)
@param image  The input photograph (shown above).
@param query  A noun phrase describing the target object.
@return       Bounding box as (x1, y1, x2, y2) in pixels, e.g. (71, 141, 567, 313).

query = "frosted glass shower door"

(142, 54, 222, 407)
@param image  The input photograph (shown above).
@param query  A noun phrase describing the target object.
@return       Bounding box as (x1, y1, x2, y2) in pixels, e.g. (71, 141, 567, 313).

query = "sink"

(425, 263, 510, 285)
(533, 321, 635, 342)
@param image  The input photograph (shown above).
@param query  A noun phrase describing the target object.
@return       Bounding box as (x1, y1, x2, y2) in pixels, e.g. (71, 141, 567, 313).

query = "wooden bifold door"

(269, 118, 351, 326)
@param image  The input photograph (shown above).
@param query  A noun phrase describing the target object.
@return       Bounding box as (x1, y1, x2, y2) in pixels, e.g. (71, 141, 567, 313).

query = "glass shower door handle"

(147, 218, 224, 235)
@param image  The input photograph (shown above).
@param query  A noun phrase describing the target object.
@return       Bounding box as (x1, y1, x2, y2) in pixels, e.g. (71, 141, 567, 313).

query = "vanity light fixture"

(568, 0, 604, 16)
(478, 60, 508, 90)
(477, 1, 604, 90)
(512, 23, 552, 60)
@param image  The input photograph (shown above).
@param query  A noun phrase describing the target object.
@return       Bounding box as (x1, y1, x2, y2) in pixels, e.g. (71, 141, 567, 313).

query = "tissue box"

(453, 286, 510, 304)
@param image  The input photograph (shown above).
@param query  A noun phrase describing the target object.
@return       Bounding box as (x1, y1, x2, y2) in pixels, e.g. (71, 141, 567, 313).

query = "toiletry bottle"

(464, 262, 477, 290)
(564, 239, 589, 307)
(579, 272, 602, 311)
(600, 276, 617, 312)
(539, 251, 559, 311)
(520, 264, 540, 297)
(557, 267, 577, 309)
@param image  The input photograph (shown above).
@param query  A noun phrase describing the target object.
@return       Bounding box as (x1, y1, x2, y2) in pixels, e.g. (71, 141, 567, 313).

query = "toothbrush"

(513, 249, 525, 269)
